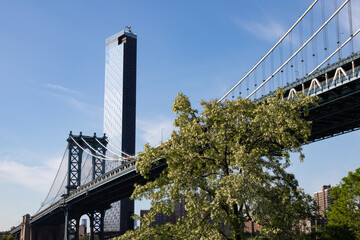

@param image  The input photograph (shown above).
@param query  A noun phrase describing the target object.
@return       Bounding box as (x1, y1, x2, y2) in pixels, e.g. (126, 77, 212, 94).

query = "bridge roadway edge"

(11, 159, 167, 239)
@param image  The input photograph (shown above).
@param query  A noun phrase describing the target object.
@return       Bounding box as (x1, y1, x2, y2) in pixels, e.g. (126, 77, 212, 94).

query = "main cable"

(104, 138, 132, 157)
(35, 147, 68, 214)
(246, 0, 350, 99)
(308, 27, 360, 76)
(70, 136, 121, 161)
(219, 0, 319, 102)
(95, 138, 131, 158)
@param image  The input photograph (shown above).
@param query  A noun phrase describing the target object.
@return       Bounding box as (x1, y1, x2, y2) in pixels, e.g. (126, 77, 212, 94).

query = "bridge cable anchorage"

(95, 138, 133, 159)
(70, 136, 121, 161)
(36, 147, 68, 214)
(246, 0, 350, 99)
(218, 0, 319, 102)
(308, 27, 360, 76)
(103, 138, 133, 157)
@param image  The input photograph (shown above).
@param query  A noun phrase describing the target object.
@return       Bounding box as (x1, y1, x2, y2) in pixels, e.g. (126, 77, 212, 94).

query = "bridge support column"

(89, 209, 105, 240)
(64, 208, 68, 240)
(67, 218, 79, 240)
(20, 214, 30, 240)
(66, 132, 83, 195)
(91, 143, 106, 180)
(64, 207, 80, 240)
(119, 198, 134, 234)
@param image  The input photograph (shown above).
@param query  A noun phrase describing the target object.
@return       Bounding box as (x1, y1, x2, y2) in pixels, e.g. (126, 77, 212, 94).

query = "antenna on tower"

(125, 26, 132, 32)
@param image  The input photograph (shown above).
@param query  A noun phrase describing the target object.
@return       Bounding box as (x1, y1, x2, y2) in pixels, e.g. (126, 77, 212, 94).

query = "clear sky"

(0, 0, 359, 231)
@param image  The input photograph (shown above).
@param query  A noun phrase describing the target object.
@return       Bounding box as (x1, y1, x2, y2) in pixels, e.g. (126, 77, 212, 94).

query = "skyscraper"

(314, 185, 332, 227)
(103, 29, 137, 234)
(104, 29, 137, 156)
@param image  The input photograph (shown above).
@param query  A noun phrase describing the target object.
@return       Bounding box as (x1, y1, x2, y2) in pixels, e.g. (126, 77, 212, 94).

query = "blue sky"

(0, 0, 359, 231)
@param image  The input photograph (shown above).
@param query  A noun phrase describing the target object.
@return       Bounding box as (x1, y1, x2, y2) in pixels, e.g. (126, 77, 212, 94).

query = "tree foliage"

(314, 224, 355, 240)
(119, 90, 317, 240)
(325, 168, 360, 239)
(0, 235, 17, 240)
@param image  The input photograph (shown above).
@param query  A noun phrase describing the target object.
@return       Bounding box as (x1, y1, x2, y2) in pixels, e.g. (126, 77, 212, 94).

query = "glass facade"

(103, 30, 137, 233)
(104, 36, 125, 152)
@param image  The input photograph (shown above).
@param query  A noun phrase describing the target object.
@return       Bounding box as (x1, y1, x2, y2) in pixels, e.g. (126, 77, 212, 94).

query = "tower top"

(105, 29, 137, 45)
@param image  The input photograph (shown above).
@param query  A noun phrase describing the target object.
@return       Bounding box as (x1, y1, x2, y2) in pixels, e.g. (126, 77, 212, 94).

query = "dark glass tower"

(103, 29, 137, 234)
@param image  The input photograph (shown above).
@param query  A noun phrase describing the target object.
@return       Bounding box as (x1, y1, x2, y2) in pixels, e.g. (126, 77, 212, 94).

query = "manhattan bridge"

(11, 0, 360, 239)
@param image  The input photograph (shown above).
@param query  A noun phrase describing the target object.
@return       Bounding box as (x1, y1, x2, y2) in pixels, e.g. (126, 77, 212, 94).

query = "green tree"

(119, 90, 317, 240)
(0, 235, 16, 240)
(315, 224, 355, 240)
(325, 168, 360, 239)
(79, 235, 89, 240)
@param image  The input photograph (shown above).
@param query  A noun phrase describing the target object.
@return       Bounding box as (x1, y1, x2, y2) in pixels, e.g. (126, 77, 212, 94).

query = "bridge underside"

(308, 73, 360, 142)
(21, 160, 167, 240)
(278, 52, 360, 142)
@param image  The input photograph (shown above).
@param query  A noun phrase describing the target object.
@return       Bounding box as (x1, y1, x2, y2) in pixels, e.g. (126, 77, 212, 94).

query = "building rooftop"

(105, 30, 137, 45)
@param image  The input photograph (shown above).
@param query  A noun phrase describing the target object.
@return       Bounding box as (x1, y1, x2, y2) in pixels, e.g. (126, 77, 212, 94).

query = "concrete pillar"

(20, 214, 30, 240)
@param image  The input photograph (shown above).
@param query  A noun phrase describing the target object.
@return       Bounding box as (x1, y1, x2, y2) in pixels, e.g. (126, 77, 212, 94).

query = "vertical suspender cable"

(335, 0, 342, 60)
(105, 139, 132, 157)
(219, 0, 319, 102)
(299, 19, 305, 77)
(246, 74, 249, 96)
(254, 68, 257, 99)
(348, 0, 354, 54)
(262, 60, 266, 96)
(309, 27, 360, 75)
(36, 148, 68, 214)
(280, 44, 283, 87)
(289, 31, 293, 84)
(322, 0, 329, 63)
(271, 51, 274, 91)
(246, 0, 350, 99)
(310, 9, 318, 68)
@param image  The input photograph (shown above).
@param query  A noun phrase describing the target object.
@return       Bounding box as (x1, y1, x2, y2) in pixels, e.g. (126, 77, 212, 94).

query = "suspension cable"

(81, 137, 108, 159)
(335, 0, 342, 60)
(49, 151, 92, 207)
(70, 136, 121, 161)
(322, 0, 329, 61)
(218, 0, 319, 102)
(95, 138, 127, 158)
(308, 27, 360, 75)
(246, 0, 350, 99)
(104, 139, 132, 157)
(36, 147, 68, 214)
(348, 0, 354, 54)
(81, 152, 93, 184)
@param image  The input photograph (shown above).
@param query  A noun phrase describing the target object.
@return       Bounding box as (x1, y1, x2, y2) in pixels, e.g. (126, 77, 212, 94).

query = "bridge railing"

(30, 159, 137, 223)
(253, 51, 360, 101)
(307, 69, 360, 96)
(67, 160, 136, 200)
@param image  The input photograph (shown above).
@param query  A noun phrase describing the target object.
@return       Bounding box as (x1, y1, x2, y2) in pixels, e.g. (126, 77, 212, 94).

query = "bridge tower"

(65, 132, 108, 240)
(66, 131, 108, 194)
